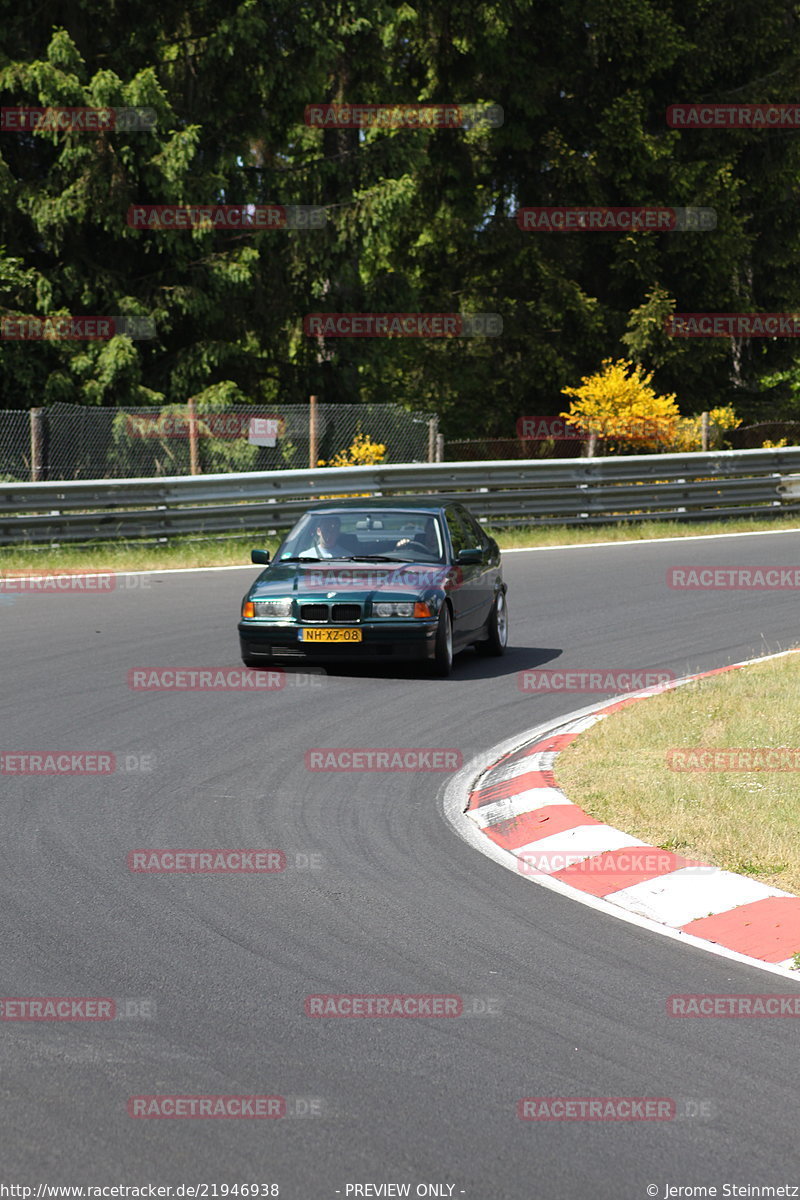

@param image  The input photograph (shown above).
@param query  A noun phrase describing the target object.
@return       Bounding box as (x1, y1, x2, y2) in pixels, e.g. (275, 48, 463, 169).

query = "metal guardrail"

(2, 448, 800, 545)
(776, 474, 800, 500)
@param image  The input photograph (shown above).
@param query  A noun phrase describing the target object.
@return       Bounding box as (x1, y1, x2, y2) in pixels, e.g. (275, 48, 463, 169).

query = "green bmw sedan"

(238, 498, 508, 677)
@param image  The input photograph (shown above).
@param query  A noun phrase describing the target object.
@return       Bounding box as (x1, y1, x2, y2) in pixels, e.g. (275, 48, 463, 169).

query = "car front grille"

(299, 602, 362, 623)
(332, 603, 361, 622)
(299, 604, 329, 622)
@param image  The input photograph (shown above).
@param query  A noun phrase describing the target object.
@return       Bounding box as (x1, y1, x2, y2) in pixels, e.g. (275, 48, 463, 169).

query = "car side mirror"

(251, 549, 271, 564)
(456, 547, 483, 564)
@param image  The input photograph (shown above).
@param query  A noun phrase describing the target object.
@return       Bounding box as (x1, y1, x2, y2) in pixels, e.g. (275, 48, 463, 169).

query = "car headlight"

(374, 601, 414, 617)
(252, 598, 293, 618)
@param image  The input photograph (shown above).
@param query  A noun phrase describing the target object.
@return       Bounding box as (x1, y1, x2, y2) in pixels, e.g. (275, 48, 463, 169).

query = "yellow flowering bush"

(667, 405, 741, 452)
(561, 358, 679, 452)
(318, 432, 387, 468)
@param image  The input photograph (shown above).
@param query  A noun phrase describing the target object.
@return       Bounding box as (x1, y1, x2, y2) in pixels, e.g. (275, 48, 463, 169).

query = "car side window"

(445, 507, 469, 557)
(460, 508, 489, 550)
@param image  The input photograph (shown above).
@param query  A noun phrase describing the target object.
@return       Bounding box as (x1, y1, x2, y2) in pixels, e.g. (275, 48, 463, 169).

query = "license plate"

(299, 627, 362, 643)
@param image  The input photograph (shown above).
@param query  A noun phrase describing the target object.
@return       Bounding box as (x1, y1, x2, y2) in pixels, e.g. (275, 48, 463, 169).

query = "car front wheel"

(430, 605, 454, 677)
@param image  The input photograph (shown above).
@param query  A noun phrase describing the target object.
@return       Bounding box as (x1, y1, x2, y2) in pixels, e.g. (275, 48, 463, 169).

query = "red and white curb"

(442, 649, 800, 980)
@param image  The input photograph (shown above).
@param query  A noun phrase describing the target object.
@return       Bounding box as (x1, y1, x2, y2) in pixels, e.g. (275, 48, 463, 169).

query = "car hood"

(249, 559, 456, 600)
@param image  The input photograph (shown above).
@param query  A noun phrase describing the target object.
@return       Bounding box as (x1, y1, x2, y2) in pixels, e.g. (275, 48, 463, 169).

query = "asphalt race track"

(2, 530, 800, 1198)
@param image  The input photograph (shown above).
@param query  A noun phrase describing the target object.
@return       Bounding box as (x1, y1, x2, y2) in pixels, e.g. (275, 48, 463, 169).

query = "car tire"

(242, 655, 268, 669)
(475, 590, 508, 656)
(430, 605, 454, 678)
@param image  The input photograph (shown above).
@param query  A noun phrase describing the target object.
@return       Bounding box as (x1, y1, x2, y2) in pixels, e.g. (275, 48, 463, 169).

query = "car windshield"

(276, 509, 446, 563)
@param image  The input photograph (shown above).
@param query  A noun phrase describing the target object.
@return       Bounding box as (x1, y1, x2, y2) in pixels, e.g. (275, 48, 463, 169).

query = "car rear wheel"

(475, 590, 508, 656)
(430, 605, 453, 677)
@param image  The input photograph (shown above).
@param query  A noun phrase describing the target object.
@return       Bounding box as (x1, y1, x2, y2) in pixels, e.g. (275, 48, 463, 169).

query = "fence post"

(428, 416, 438, 463)
(435, 432, 444, 462)
(187, 396, 199, 475)
(701, 411, 709, 452)
(309, 395, 318, 467)
(30, 407, 45, 481)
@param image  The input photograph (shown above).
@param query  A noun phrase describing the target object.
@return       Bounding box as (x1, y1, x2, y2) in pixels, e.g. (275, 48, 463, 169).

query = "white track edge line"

(501, 525, 800, 553)
(0, 563, 258, 580)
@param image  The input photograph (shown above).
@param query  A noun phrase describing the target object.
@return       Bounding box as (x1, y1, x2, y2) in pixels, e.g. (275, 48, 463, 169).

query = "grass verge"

(1, 513, 800, 573)
(0, 534, 283, 573)
(555, 652, 800, 895)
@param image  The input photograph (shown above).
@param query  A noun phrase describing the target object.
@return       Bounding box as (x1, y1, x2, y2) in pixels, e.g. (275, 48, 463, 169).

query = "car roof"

(301, 497, 453, 516)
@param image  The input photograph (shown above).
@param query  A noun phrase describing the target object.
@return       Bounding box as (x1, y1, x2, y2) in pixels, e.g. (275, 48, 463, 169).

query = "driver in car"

(395, 517, 439, 556)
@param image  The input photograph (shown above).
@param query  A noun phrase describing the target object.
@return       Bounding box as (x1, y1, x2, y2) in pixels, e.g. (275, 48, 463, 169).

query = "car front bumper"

(238, 619, 440, 663)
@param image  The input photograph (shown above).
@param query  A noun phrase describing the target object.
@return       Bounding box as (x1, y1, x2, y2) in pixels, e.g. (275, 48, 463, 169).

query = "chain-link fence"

(727, 422, 800, 449)
(0, 402, 437, 481)
(445, 422, 800, 460)
(444, 436, 583, 460)
(0, 410, 31, 480)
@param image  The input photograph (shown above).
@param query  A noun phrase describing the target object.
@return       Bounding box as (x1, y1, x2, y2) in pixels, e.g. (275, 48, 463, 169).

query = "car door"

(456, 505, 497, 631)
(445, 505, 484, 642)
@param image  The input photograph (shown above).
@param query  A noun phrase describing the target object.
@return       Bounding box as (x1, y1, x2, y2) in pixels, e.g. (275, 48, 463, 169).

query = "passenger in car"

(299, 516, 354, 559)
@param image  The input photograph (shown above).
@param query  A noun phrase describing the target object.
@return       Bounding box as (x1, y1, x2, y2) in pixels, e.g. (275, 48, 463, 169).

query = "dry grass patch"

(494, 514, 800, 550)
(0, 534, 281, 574)
(555, 652, 800, 894)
